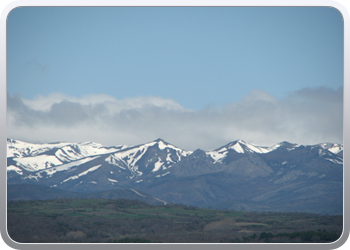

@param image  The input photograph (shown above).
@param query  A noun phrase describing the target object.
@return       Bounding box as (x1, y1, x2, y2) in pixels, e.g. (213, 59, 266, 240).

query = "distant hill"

(7, 184, 167, 206)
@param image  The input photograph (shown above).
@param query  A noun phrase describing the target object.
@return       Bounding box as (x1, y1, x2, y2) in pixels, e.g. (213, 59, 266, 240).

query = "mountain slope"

(7, 138, 343, 214)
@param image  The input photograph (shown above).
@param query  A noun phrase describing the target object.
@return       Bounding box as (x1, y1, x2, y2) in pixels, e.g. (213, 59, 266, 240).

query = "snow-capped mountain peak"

(7, 138, 71, 158)
(104, 138, 192, 176)
(7, 138, 127, 172)
(7, 138, 343, 185)
(205, 140, 302, 163)
(208, 139, 281, 155)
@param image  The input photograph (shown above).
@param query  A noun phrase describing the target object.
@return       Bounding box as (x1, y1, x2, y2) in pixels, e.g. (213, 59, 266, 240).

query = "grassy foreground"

(7, 198, 342, 243)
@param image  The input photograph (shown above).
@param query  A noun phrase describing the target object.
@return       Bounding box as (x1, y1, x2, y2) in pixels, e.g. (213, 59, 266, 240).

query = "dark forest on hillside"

(7, 198, 342, 243)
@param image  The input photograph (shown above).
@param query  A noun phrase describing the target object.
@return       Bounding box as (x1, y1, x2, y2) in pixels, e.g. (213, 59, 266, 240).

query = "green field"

(7, 198, 342, 243)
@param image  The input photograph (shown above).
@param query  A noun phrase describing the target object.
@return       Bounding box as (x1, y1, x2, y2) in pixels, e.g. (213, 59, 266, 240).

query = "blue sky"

(6, 7, 343, 149)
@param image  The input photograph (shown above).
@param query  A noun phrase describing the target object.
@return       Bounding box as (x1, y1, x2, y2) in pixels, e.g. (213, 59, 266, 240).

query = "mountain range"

(7, 138, 343, 215)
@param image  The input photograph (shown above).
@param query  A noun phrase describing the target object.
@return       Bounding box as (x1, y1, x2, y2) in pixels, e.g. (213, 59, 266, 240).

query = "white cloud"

(21, 93, 185, 112)
(242, 89, 277, 103)
(7, 87, 343, 150)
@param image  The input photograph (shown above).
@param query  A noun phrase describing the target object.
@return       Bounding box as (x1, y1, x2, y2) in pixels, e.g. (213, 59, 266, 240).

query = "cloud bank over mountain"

(7, 87, 342, 150)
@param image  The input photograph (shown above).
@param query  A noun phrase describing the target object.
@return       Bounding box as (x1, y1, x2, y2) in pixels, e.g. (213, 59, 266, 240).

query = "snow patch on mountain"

(205, 150, 228, 164)
(7, 139, 70, 158)
(166, 153, 174, 163)
(110, 144, 149, 173)
(152, 157, 164, 172)
(318, 143, 343, 155)
(155, 171, 170, 178)
(108, 178, 118, 183)
(22, 156, 100, 181)
(7, 165, 23, 175)
(105, 155, 127, 170)
(40, 156, 100, 177)
(231, 140, 283, 153)
(62, 164, 102, 183)
(232, 142, 245, 153)
(54, 143, 123, 162)
(325, 157, 343, 164)
(13, 154, 63, 172)
(243, 141, 281, 153)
